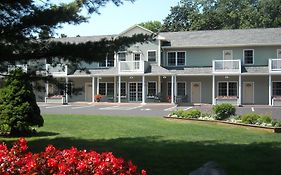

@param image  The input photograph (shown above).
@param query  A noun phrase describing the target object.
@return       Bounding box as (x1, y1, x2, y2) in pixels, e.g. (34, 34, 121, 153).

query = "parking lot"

(39, 102, 281, 119)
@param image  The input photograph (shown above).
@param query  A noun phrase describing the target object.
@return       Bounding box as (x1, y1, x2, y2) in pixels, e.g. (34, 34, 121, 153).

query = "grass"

(2, 114, 281, 175)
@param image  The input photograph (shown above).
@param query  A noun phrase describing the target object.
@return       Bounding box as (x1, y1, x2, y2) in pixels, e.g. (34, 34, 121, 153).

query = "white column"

(174, 76, 177, 103)
(118, 76, 121, 103)
(92, 77, 95, 102)
(238, 75, 242, 106)
(269, 75, 272, 106)
(114, 76, 117, 102)
(65, 77, 69, 104)
(158, 76, 161, 94)
(171, 76, 174, 104)
(45, 81, 49, 103)
(46, 81, 49, 97)
(97, 77, 100, 95)
(212, 75, 215, 105)
(142, 75, 146, 104)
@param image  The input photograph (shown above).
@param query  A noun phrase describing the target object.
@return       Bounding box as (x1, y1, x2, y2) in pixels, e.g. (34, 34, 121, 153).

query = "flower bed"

(166, 103, 281, 133)
(0, 138, 146, 175)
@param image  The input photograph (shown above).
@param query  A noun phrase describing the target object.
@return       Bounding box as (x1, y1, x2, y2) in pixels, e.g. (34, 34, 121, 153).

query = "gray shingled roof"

(51, 35, 116, 44)
(159, 28, 281, 48)
(145, 65, 172, 75)
(171, 67, 213, 75)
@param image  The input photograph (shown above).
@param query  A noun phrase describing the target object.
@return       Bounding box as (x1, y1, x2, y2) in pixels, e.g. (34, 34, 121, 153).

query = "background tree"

(139, 21, 162, 33)
(0, 0, 151, 64)
(162, 0, 281, 32)
(0, 69, 43, 136)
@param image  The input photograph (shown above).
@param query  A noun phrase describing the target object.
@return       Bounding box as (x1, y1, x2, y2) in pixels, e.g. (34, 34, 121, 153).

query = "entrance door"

(129, 82, 142, 102)
(191, 82, 201, 103)
(223, 50, 233, 60)
(243, 82, 254, 104)
(85, 82, 92, 102)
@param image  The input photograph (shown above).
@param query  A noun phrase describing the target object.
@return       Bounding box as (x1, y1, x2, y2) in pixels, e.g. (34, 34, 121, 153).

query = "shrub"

(241, 113, 260, 124)
(182, 109, 201, 119)
(172, 109, 201, 118)
(212, 103, 236, 120)
(0, 138, 146, 175)
(257, 115, 272, 124)
(271, 119, 281, 127)
(0, 69, 43, 136)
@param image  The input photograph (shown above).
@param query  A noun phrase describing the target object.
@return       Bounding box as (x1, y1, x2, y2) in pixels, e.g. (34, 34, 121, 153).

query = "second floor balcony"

(118, 60, 150, 75)
(269, 59, 281, 73)
(8, 64, 28, 73)
(212, 60, 241, 74)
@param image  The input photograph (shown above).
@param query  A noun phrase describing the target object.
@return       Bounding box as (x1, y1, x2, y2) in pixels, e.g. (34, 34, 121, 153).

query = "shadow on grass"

(4, 137, 281, 175)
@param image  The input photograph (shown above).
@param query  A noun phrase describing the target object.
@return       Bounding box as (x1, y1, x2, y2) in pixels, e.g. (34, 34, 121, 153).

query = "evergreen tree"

(0, 69, 43, 136)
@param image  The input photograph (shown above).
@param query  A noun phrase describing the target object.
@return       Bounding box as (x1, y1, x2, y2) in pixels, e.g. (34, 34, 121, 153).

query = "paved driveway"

(39, 102, 281, 119)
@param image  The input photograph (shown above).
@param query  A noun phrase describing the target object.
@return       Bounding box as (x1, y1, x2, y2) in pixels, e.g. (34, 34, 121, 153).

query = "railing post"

(269, 59, 272, 73)
(212, 60, 215, 73)
(239, 60, 241, 73)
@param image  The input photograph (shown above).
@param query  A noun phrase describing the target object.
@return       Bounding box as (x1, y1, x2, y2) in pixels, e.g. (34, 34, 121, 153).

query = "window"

(273, 82, 281, 96)
(168, 82, 172, 96)
(177, 82, 186, 96)
(177, 52, 186, 66)
(148, 51, 156, 62)
(121, 82, 126, 97)
(134, 53, 141, 61)
(99, 83, 106, 95)
(218, 82, 238, 97)
(244, 49, 254, 64)
(107, 83, 114, 96)
(167, 51, 186, 66)
(118, 52, 126, 61)
(147, 82, 157, 97)
(99, 53, 114, 67)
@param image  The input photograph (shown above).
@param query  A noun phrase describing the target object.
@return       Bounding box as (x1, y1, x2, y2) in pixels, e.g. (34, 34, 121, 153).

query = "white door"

(223, 50, 233, 60)
(191, 82, 201, 103)
(243, 82, 254, 104)
(85, 83, 92, 102)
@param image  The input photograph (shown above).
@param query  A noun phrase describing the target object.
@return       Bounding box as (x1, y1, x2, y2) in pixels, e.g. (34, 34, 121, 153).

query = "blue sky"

(55, 0, 179, 37)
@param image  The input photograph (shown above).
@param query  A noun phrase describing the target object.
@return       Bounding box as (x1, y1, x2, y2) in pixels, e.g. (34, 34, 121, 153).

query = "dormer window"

(243, 49, 254, 65)
(134, 53, 141, 61)
(148, 51, 157, 62)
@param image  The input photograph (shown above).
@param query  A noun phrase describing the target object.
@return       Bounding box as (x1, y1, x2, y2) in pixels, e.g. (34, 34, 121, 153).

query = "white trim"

(161, 43, 281, 49)
(167, 51, 186, 67)
(217, 81, 238, 97)
(118, 24, 154, 36)
(191, 82, 202, 103)
(147, 50, 157, 62)
(243, 82, 255, 104)
(223, 50, 233, 60)
(277, 49, 281, 58)
(243, 49, 254, 65)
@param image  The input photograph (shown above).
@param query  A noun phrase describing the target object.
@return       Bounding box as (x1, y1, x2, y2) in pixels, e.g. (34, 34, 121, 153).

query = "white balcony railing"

(8, 64, 28, 73)
(46, 64, 68, 76)
(212, 60, 241, 74)
(269, 59, 281, 72)
(118, 61, 145, 74)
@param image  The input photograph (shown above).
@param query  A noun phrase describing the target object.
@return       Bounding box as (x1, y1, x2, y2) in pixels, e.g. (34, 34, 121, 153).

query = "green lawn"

(2, 114, 281, 175)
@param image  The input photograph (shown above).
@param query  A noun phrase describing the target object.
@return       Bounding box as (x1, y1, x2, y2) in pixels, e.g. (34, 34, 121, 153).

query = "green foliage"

(0, 69, 44, 136)
(139, 21, 162, 33)
(162, 0, 281, 32)
(241, 113, 260, 124)
(271, 119, 281, 127)
(212, 103, 236, 120)
(173, 109, 201, 119)
(257, 115, 272, 124)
